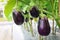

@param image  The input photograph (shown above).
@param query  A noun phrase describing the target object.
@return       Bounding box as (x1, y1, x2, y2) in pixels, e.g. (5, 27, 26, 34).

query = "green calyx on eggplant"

(30, 17, 33, 20)
(23, 10, 29, 22)
(24, 10, 28, 15)
(13, 10, 24, 25)
(38, 16, 51, 36)
(30, 6, 40, 18)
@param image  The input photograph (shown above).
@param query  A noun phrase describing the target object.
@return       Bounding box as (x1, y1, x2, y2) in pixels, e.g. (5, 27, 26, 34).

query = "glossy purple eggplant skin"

(38, 17, 51, 36)
(13, 10, 24, 25)
(30, 6, 39, 18)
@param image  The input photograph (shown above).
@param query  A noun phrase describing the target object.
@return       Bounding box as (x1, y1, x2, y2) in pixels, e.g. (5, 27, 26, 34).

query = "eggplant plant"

(4, 0, 59, 40)
(13, 10, 24, 25)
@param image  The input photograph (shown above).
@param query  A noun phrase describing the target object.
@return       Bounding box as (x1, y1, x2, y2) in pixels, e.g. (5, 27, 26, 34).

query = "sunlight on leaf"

(4, 0, 16, 21)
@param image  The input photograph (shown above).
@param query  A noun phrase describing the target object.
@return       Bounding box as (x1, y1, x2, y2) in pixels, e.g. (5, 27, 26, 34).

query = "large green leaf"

(4, 0, 16, 21)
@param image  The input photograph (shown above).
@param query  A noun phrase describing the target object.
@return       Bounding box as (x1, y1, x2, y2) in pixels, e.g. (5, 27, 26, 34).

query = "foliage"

(4, 0, 59, 28)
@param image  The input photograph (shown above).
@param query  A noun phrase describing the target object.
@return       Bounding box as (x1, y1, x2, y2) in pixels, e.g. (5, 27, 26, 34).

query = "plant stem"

(39, 35, 41, 40)
(24, 22, 26, 29)
(30, 20, 34, 36)
(55, 24, 57, 35)
(59, 0, 60, 16)
(41, 36, 44, 40)
(24, 22, 28, 31)
(52, 18, 55, 35)
(58, 0, 60, 28)
(44, 36, 47, 40)
(26, 22, 29, 31)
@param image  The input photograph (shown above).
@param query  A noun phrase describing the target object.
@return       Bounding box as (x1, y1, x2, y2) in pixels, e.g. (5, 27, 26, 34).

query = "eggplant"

(30, 6, 39, 18)
(38, 17, 51, 36)
(13, 10, 24, 25)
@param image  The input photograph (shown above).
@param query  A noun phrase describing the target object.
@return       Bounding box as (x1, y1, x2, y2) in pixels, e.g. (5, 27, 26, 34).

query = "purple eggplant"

(38, 17, 51, 36)
(30, 6, 39, 18)
(13, 10, 24, 25)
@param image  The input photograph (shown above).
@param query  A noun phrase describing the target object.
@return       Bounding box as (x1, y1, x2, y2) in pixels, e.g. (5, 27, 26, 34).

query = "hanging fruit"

(30, 6, 40, 18)
(13, 10, 24, 25)
(38, 16, 51, 36)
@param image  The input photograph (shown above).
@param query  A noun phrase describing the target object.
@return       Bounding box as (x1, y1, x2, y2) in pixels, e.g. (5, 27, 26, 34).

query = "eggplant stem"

(41, 36, 44, 40)
(24, 22, 25, 29)
(26, 22, 29, 31)
(55, 23, 57, 35)
(39, 35, 45, 40)
(52, 18, 56, 35)
(30, 20, 34, 36)
(24, 22, 27, 30)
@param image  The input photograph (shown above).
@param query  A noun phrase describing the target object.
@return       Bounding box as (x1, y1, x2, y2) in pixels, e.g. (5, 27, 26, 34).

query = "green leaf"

(17, 1, 26, 10)
(19, 0, 31, 5)
(4, 0, 16, 21)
